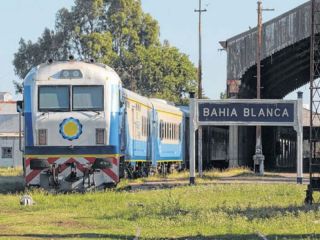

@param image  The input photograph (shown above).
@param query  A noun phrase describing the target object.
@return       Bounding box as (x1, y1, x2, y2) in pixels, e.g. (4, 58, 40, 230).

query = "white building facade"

(0, 93, 22, 168)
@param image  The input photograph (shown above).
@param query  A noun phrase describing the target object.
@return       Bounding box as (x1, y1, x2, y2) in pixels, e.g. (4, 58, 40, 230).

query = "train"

(17, 59, 188, 191)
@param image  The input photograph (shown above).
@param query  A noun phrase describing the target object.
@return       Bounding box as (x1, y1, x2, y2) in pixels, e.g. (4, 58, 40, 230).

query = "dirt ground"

(0, 176, 24, 193)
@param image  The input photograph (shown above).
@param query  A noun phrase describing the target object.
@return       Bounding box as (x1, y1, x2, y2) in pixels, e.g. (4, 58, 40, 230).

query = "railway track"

(127, 173, 309, 191)
(0, 172, 309, 193)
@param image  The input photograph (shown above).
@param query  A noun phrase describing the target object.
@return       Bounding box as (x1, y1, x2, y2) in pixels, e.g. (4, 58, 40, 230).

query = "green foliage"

(220, 90, 228, 99)
(131, 44, 197, 104)
(13, 0, 197, 104)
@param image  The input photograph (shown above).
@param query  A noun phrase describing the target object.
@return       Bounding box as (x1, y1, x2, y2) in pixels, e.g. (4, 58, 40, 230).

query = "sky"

(0, 0, 309, 102)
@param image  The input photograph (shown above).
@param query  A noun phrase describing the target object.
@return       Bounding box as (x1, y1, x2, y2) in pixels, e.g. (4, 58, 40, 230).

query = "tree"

(13, 0, 197, 104)
(220, 91, 227, 99)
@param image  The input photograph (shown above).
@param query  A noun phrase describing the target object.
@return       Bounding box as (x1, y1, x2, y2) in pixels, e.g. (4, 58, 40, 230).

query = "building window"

(2, 147, 12, 159)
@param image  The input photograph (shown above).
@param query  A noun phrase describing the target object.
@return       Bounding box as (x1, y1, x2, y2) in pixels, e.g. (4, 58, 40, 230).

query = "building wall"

(0, 92, 13, 102)
(0, 96, 24, 168)
(0, 136, 22, 168)
(0, 101, 17, 115)
(0, 115, 19, 133)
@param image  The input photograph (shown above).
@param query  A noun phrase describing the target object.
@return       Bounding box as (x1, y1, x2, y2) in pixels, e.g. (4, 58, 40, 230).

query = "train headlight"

(38, 129, 47, 145)
(60, 69, 83, 79)
(96, 128, 105, 145)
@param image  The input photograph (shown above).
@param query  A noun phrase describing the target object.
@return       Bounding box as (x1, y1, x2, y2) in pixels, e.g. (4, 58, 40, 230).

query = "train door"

(147, 110, 152, 161)
(131, 105, 136, 154)
(132, 103, 143, 158)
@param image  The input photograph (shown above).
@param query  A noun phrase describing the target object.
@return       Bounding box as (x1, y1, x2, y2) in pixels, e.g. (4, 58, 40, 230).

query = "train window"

(159, 120, 164, 139)
(38, 86, 69, 112)
(144, 117, 147, 137)
(144, 117, 148, 137)
(172, 124, 175, 140)
(176, 124, 179, 140)
(142, 116, 147, 137)
(171, 123, 174, 140)
(142, 117, 144, 136)
(72, 86, 103, 111)
(176, 124, 178, 140)
(173, 124, 175, 140)
(164, 122, 167, 139)
(173, 124, 175, 139)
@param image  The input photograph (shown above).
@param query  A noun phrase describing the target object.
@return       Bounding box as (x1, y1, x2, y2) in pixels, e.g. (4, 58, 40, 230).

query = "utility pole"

(195, 0, 206, 177)
(195, 0, 206, 99)
(253, 1, 274, 175)
(306, 0, 320, 204)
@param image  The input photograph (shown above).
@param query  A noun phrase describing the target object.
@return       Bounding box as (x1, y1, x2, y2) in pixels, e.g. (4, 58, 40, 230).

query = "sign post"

(190, 97, 303, 184)
(189, 92, 197, 185)
(295, 92, 303, 184)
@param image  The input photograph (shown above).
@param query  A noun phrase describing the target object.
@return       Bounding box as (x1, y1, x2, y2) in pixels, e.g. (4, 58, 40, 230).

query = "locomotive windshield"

(72, 85, 104, 111)
(38, 86, 69, 112)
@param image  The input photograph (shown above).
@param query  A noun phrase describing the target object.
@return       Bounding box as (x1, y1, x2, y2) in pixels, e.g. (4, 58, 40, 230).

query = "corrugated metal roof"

(225, 1, 312, 80)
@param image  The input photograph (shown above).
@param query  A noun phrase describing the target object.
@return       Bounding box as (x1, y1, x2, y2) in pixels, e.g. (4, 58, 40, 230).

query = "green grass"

(0, 167, 318, 239)
(125, 167, 253, 185)
(1, 183, 320, 239)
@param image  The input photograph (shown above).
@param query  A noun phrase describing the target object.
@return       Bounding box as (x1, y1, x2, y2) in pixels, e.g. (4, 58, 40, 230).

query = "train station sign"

(197, 100, 297, 126)
(188, 96, 303, 186)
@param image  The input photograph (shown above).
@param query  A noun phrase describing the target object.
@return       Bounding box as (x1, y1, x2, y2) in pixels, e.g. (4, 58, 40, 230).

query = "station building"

(0, 92, 22, 168)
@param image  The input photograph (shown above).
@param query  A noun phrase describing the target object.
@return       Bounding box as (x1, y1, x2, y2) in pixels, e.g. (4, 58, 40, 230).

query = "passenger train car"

(123, 89, 184, 176)
(18, 60, 186, 191)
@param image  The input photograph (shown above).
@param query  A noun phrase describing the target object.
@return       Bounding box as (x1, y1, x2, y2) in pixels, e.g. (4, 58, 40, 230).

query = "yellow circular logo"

(63, 121, 78, 136)
(59, 117, 83, 141)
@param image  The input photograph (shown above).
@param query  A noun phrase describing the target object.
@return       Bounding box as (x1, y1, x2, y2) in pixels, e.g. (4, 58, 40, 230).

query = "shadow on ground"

(0, 176, 24, 193)
(216, 204, 319, 221)
(0, 233, 320, 239)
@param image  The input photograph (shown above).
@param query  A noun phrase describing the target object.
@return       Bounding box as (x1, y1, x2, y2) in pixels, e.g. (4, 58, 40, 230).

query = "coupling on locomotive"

(17, 59, 187, 191)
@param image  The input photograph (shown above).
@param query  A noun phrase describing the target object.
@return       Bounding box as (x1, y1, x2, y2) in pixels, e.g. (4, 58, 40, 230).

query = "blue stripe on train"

(125, 138, 182, 164)
(109, 112, 120, 153)
(109, 84, 121, 153)
(24, 86, 34, 146)
(25, 146, 117, 155)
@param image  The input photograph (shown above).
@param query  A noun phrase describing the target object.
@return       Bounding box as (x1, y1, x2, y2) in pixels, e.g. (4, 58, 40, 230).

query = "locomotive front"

(21, 61, 122, 191)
